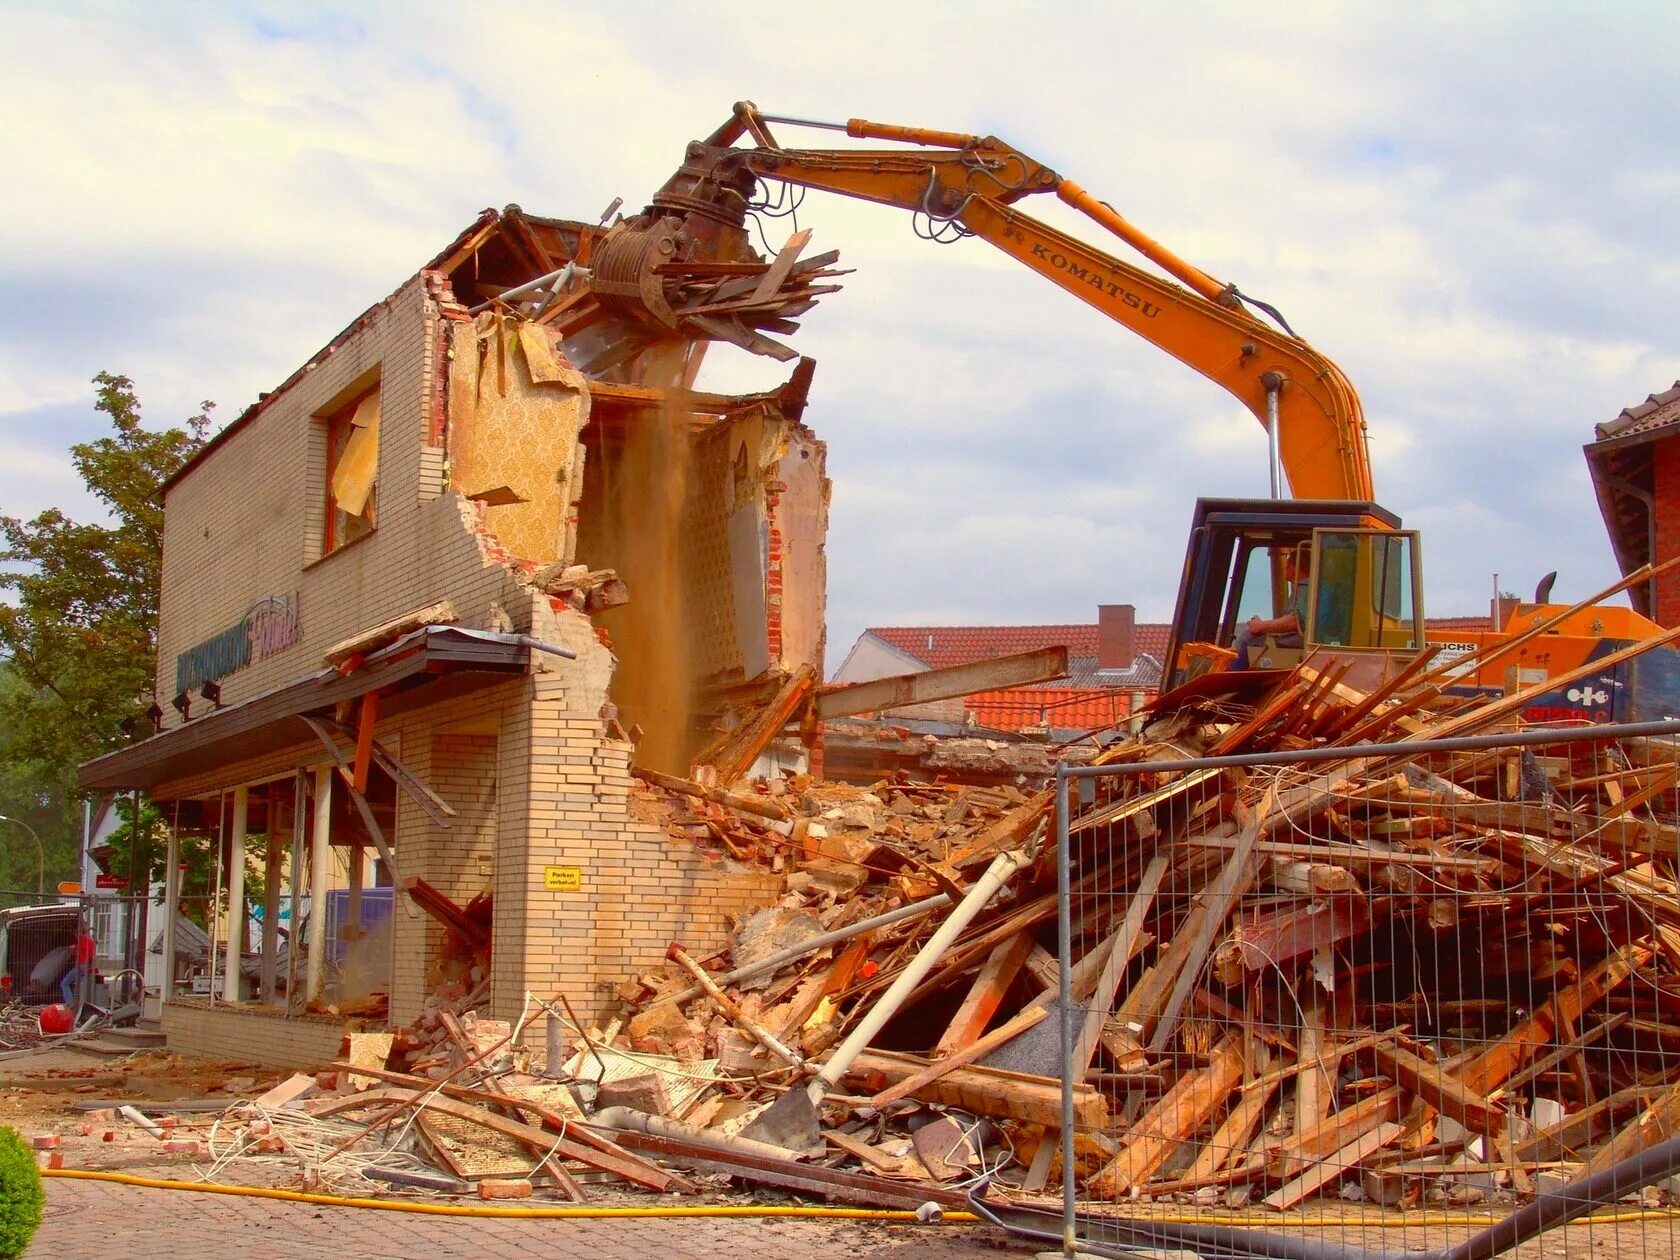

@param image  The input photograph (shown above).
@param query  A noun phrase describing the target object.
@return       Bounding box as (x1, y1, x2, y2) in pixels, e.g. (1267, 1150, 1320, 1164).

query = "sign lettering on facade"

(543, 866, 583, 892)
(175, 593, 301, 694)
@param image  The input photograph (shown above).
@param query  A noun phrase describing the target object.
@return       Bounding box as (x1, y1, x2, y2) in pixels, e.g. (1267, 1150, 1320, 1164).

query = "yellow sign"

(543, 865, 583, 893)
(56, 881, 83, 896)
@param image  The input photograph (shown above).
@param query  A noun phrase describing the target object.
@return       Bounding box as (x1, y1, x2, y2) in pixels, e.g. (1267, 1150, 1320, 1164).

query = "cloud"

(5, 1, 1680, 673)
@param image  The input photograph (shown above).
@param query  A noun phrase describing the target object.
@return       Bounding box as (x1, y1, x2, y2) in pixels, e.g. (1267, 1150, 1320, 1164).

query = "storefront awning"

(79, 626, 542, 793)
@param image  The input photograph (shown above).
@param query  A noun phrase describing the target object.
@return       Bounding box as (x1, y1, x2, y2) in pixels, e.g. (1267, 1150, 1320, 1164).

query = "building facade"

(80, 209, 827, 1059)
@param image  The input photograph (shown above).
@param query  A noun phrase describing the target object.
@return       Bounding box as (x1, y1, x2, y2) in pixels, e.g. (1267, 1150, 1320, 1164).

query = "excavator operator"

(1230, 550, 1306, 670)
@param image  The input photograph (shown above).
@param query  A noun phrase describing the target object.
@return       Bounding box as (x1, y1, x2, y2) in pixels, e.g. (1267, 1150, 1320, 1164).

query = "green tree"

(0, 374, 209, 893)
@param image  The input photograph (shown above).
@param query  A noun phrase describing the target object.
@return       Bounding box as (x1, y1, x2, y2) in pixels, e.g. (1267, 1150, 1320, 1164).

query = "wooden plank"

(633, 766, 791, 823)
(818, 647, 1069, 719)
(701, 664, 816, 784)
(1185, 1076, 1277, 1184)
(325, 600, 456, 666)
(351, 690, 379, 794)
(750, 229, 814, 302)
(1370, 1039, 1504, 1131)
(327, 1062, 688, 1192)
(1087, 1036, 1244, 1198)
(867, 1003, 1050, 1110)
(1072, 852, 1169, 1074)
(933, 930, 1035, 1058)
(313, 1087, 685, 1192)
(1263, 1121, 1404, 1211)
(1147, 788, 1276, 1052)
(847, 1048, 1105, 1129)
(1294, 999, 1334, 1138)
(1455, 942, 1652, 1097)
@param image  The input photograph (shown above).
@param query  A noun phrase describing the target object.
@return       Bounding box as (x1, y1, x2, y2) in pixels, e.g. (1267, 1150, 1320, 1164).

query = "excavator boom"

(668, 103, 1374, 502)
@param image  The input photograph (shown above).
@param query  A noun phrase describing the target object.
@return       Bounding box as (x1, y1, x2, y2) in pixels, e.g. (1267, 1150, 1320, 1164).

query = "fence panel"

(1049, 719, 1680, 1259)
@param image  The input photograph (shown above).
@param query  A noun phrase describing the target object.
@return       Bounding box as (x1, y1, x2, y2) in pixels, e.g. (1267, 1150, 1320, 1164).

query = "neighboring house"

(1585, 380, 1680, 624)
(832, 604, 1168, 738)
(78, 206, 823, 1061)
(833, 604, 1495, 739)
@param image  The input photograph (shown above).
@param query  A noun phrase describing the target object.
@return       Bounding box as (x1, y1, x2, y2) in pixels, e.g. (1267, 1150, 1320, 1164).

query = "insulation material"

(448, 315, 590, 565)
(331, 391, 381, 517)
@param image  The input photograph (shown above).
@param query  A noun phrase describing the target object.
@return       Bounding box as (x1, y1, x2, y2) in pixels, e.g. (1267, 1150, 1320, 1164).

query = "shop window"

(324, 387, 380, 553)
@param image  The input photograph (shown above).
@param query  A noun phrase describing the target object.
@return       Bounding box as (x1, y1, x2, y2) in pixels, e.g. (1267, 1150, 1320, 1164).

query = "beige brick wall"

(153, 274, 528, 722)
(162, 999, 344, 1067)
(147, 274, 791, 1039)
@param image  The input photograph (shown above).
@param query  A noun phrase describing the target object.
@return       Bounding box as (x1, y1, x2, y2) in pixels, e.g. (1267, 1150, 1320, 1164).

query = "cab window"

(1310, 531, 1418, 649)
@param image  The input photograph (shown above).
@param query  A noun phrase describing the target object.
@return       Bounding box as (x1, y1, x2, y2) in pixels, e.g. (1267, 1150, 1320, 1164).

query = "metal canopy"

(78, 626, 532, 794)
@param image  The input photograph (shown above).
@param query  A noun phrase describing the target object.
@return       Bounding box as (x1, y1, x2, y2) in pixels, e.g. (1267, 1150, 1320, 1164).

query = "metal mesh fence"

(1047, 719, 1680, 1259)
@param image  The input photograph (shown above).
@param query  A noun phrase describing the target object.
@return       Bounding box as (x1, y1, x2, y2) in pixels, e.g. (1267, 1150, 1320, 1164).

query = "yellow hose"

(41, 1168, 975, 1221)
(42, 1167, 1680, 1227)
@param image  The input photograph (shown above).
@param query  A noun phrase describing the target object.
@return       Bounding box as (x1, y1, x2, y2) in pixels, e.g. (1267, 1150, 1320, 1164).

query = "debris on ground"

(14, 628, 1680, 1214)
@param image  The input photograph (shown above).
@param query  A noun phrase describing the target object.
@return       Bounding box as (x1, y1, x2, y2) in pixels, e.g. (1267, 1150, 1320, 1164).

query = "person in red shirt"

(60, 929, 95, 1007)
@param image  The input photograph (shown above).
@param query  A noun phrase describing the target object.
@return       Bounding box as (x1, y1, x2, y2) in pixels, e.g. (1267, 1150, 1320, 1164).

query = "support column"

(160, 821, 180, 1005)
(222, 786, 247, 1003)
(260, 783, 284, 1005)
(306, 765, 332, 1003)
(347, 843, 364, 939)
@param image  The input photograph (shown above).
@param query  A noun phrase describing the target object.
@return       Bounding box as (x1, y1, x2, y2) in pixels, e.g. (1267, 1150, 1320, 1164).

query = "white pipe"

(306, 766, 332, 1003)
(807, 848, 1032, 1100)
(222, 787, 247, 1003)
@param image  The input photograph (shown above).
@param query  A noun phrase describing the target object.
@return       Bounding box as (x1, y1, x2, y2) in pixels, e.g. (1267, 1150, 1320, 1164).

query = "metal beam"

(817, 646, 1070, 719)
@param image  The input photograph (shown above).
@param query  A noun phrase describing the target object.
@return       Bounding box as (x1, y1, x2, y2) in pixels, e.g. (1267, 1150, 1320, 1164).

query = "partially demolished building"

(80, 205, 836, 1058)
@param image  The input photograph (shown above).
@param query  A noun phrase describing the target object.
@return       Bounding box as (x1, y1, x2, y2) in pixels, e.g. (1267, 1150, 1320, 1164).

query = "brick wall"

(153, 273, 529, 723)
(162, 1000, 344, 1067)
(1654, 435, 1680, 626)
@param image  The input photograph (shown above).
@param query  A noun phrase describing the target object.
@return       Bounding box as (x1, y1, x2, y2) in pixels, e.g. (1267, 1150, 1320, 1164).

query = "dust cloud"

(596, 342, 701, 774)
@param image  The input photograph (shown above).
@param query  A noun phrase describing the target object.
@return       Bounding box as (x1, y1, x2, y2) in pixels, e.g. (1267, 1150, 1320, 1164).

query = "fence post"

(1055, 762, 1076, 1256)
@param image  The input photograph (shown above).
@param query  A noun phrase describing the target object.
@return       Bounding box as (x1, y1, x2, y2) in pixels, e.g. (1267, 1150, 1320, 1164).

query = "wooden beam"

(817, 647, 1070, 719)
(325, 600, 456, 667)
(1370, 1039, 1505, 1132)
(1087, 1036, 1244, 1198)
(846, 1049, 1105, 1130)
(1263, 1121, 1405, 1211)
(351, 690, 379, 794)
(933, 930, 1034, 1058)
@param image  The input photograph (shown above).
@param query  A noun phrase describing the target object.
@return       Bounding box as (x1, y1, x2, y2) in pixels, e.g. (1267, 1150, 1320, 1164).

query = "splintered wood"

(610, 630, 1680, 1213)
(239, 629, 1680, 1214)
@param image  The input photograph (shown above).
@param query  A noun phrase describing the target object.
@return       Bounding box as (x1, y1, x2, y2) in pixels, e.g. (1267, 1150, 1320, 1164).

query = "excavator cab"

(1163, 498, 1426, 694)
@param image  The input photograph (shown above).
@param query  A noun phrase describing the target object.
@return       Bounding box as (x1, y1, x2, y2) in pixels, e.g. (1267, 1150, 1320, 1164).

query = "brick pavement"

(30, 1177, 1041, 1258)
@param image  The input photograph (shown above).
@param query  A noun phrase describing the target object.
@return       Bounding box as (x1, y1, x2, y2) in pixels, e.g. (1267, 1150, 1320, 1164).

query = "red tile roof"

(966, 687, 1132, 734)
(1595, 381, 1680, 443)
(1425, 615, 1493, 632)
(867, 623, 1172, 671)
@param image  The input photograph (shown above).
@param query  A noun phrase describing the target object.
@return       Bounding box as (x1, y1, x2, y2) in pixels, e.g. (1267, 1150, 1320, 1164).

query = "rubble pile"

(41, 630, 1680, 1215)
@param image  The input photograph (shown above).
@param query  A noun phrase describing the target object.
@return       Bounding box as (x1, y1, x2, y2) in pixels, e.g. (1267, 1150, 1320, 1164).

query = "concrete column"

(306, 766, 332, 1003)
(160, 822, 180, 1003)
(221, 786, 247, 1003)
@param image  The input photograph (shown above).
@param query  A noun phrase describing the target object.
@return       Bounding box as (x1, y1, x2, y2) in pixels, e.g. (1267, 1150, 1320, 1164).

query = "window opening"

(325, 388, 380, 552)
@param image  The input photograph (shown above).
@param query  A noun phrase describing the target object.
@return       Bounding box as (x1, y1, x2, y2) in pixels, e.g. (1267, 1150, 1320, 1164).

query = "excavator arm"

(655, 102, 1373, 502)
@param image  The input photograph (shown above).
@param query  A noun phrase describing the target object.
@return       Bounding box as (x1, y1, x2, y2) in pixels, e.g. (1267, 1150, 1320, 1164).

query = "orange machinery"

(584, 103, 1671, 720)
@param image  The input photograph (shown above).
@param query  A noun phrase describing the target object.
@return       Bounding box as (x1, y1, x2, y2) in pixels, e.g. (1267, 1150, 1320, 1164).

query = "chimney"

(1097, 604, 1136, 670)
(1492, 594, 1520, 631)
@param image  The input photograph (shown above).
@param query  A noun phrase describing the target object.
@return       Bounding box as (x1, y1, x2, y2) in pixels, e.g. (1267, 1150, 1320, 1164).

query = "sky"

(4, 1, 1679, 670)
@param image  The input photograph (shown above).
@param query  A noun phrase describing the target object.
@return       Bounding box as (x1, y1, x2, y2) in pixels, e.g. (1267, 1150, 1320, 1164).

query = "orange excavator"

(589, 102, 1670, 722)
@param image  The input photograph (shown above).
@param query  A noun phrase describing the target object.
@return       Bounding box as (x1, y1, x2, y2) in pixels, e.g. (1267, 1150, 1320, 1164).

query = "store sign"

(175, 593, 300, 694)
(94, 874, 128, 890)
